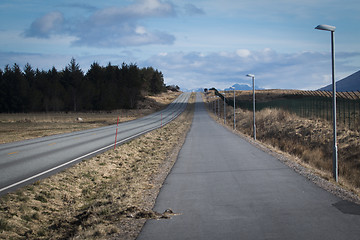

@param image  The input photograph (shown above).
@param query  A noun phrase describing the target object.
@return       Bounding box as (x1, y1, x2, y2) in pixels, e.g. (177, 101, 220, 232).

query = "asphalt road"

(0, 93, 190, 196)
(138, 93, 360, 240)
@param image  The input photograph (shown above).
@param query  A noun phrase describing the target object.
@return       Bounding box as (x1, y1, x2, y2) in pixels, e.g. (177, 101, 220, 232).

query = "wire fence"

(232, 90, 360, 131)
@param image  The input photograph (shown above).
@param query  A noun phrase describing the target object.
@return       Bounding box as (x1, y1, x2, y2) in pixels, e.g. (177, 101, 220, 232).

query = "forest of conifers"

(0, 58, 168, 112)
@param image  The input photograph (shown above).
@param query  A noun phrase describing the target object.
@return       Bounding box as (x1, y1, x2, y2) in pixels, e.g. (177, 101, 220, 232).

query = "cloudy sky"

(1, 0, 360, 90)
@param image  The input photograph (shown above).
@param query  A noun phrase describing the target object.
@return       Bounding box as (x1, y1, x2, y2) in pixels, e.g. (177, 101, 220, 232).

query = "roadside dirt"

(0, 92, 195, 239)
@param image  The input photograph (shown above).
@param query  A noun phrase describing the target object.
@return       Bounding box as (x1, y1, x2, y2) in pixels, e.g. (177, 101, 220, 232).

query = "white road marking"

(0, 124, 160, 193)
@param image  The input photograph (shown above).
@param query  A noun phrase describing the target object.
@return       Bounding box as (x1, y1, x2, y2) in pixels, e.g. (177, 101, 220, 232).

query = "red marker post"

(114, 116, 119, 150)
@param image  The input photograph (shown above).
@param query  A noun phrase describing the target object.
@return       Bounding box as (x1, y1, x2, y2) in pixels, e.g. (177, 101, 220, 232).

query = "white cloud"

(90, 0, 175, 23)
(142, 49, 360, 90)
(135, 26, 147, 35)
(24, 11, 64, 38)
(23, 0, 176, 48)
(236, 49, 251, 58)
(132, 0, 175, 17)
(72, 0, 177, 47)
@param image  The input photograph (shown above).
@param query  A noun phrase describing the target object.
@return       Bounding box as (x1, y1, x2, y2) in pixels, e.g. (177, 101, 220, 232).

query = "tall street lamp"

(223, 90, 226, 124)
(315, 24, 338, 182)
(246, 74, 256, 140)
(217, 96, 220, 119)
(214, 96, 217, 116)
(230, 87, 236, 130)
(213, 97, 216, 114)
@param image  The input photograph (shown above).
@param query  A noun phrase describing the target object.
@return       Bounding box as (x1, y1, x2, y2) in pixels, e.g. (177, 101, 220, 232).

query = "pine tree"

(62, 58, 84, 111)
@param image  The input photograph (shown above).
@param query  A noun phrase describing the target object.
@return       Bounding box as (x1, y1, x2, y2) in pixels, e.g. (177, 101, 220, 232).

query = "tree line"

(0, 58, 168, 112)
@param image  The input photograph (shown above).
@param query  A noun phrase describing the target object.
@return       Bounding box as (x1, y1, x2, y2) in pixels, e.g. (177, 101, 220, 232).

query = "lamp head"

(315, 24, 336, 32)
(246, 74, 255, 78)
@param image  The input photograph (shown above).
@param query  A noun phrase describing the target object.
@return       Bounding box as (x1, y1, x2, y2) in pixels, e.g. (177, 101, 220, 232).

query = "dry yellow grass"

(0, 92, 194, 239)
(0, 91, 181, 144)
(210, 89, 300, 102)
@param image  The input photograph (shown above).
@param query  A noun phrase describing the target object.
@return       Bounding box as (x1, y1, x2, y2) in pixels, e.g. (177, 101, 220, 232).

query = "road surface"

(138, 93, 360, 240)
(0, 93, 190, 196)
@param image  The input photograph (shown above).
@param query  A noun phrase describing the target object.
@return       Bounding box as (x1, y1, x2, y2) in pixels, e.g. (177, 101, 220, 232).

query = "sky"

(1, 0, 360, 91)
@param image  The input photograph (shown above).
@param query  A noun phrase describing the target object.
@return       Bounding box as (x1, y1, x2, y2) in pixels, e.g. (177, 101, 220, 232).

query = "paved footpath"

(138, 93, 360, 240)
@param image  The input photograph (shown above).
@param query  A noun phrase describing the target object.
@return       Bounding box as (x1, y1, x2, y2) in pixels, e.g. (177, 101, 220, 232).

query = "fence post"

(354, 91, 360, 130)
(352, 92, 358, 129)
(345, 92, 351, 129)
(339, 92, 347, 126)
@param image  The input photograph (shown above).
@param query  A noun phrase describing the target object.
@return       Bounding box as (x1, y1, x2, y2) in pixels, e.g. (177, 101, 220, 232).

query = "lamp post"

(223, 90, 226, 124)
(211, 96, 216, 115)
(213, 96, 216, 115)
(217, 96, 220, 119)
(230, 87, 236, 130)
(246, 74, 256, 140)
(315, 24, 338, 182)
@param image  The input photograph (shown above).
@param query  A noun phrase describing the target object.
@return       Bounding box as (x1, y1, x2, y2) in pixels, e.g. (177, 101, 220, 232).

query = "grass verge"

(0, 93, 195, 240)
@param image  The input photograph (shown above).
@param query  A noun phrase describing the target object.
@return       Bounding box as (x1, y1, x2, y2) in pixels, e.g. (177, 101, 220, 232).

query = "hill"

(224, 83, 264, 91)
(225, 83, 251, 91)
(319, 70, 360, 92)
(181, 87, 204, 92)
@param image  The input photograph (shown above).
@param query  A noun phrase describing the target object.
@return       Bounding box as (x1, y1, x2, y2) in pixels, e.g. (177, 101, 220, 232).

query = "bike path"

(138, 93, 360, 240)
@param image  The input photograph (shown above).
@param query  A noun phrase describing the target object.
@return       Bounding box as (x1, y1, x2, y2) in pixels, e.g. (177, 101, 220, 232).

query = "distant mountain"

(224, 83, 264, 91)
(181, 84, 264, 92)
(181, 87, 204, 92)
(318, 70, 360, 92)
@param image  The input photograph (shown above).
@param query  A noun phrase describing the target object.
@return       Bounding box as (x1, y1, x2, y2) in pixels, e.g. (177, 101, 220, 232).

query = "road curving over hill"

(0, 92, 190, 196)
(138, 92, 360, 240)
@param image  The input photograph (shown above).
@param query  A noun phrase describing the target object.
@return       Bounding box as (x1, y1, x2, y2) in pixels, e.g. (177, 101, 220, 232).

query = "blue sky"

(1, 0, 360, 90)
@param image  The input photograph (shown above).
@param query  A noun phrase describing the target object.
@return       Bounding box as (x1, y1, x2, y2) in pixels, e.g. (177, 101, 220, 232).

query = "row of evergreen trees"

(0, 58, 167, 112)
